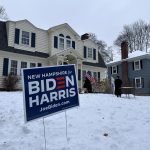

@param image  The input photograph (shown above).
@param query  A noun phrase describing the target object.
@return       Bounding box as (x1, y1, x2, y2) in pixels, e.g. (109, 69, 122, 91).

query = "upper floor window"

(54, 34, 75, 50)
(22, 31, 30, 45)
(87, 48, 93, 59)
(134, 60, 141, 70)
(14, 28, 36, 48)
(10, 60, 18, 75)
(66, 36, 71, 49)
(112, 66, 118, 74)
(59, 34, 65, 50)
(83, 46, 96, 60)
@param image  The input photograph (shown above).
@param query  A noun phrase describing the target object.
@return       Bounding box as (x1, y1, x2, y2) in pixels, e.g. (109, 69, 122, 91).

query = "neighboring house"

(107, 41, 150, 95)
(0, 20, 106, 90)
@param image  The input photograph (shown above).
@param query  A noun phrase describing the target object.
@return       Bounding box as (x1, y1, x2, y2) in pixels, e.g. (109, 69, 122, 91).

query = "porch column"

(77, 59, 83, 89)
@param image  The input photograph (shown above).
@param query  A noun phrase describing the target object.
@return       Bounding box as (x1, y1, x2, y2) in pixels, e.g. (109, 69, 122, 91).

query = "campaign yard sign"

(22, 65, 79, 122)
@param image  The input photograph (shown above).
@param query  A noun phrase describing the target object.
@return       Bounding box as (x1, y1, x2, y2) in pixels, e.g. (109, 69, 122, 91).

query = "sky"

(1, 92, 150, 150)
(1, 0, 150, 46)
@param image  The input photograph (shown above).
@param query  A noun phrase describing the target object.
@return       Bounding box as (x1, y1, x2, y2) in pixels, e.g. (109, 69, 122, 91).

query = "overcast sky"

(1, 0, 150, 46)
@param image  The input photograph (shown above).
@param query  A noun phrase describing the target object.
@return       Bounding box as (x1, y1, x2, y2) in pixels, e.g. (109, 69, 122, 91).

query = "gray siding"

(107, 58, 150, 95)
(128, 59, 150, 95)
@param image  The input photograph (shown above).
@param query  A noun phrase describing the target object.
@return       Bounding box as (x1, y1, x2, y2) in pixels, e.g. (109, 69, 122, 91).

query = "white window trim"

(87, 47, 93, 59)
(58, 37, 65, 50)
(66, 39, 72, 49)
(134, 60, 141, 71)
(20, 30, 31, 47)
(8, 60, 41, 76)
(9, 60, 18, 75)
(58, 35, 73, 50)
(135, 77, 142, 88)
(112, 66, 117, 74)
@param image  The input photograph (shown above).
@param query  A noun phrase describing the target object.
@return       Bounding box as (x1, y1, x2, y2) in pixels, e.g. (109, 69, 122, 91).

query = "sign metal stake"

(65, 111, 68, 142)
(43, 118, 47, 150)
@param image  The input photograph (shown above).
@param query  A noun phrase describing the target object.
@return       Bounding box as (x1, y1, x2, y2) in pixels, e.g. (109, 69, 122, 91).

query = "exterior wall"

(82, 39, 99, 63)
(107, 63, 122, 80)
(49, 27, 80, 55)
(6, 21, 49, 54)
(107, 58, 150, 95)
(82, 65, 106, 81)
(128, 59, 150, 95)
(0, 51, 48, 89)
(0, 20, 107, 91)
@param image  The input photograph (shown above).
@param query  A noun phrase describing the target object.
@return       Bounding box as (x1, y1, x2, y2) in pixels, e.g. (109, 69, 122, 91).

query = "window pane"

(82, 70, 86, 80)
(30, 63, 36, 68)
(66, 40, 71, 49)
(135, 78, 141, 88)
(93, 72, 97, 79)
(21, 62, 27, 68)
(59, 38, 64, 50)
(10, 60, 18, 75)
(20, 62, 27, 75)
(112, 66, 117, 74)
(88, 48, 92, 58)
(134, 61, 140, 70)
(22, 31, 29, 45)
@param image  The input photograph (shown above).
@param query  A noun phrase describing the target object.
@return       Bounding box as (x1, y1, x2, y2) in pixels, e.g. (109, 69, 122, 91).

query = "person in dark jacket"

(83, 77, 92, 93)
(114, 76, 122, 97)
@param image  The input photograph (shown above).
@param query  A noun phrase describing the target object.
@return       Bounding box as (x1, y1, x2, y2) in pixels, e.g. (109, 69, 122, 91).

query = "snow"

(107, 50, 149, 65)
(0, 92, 150, 150)
(128, 50, 148, 59)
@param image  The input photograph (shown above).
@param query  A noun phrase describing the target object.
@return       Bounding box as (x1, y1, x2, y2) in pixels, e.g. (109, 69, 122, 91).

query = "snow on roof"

(107, 50, 149, 65)
(128, 50, 147, 58)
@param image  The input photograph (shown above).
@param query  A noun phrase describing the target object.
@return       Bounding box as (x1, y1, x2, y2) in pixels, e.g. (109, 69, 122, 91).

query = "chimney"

(121, 41, 128, 59)
(81, 33, 89, 40)
(121, 41, 129, 87)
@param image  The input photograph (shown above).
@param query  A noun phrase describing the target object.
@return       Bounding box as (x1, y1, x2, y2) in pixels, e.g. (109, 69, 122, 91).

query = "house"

(107, 41, 150, 95)
(0, 19, 106, 90)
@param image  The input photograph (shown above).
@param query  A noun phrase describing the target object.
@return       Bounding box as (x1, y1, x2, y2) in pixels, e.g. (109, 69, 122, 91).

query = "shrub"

(3, 74, 19, 91)
(92, 79, 112, 93)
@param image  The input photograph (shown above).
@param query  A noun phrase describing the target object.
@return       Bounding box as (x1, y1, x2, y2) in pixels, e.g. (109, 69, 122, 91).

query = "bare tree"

(88, 33, 113, 62)
(0, 5, 8, 20)
(114, 20, 150, 53)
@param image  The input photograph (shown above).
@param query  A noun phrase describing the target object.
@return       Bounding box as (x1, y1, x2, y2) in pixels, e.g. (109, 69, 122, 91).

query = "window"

(20, 62, 27, 75)
(112, 66, 117, 74)
(82, 70, 86, 80)
(93, 72, 97, 80)
(66, 39, 71, 49)
(135, 77, 142, 88)
(59, 38, 64, 50)
(87, 48, 93, 59)
(21, 61, 27, 69)
(10, 60, 18, 75)
(66, 36, 71, 49)
(58, 34, 64, 50)
(134, 60, 141, 70)
(30, 63, 36, 68)
(22, 31, 30, 45)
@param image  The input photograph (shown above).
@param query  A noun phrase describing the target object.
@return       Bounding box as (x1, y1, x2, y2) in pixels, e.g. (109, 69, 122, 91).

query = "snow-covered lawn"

(0, 92, 150, 150)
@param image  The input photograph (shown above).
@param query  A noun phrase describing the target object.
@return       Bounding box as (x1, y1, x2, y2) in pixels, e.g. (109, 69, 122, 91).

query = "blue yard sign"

(22, 65, 79, 122)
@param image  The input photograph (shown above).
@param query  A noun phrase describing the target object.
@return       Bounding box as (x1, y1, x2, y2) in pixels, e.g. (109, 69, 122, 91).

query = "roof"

(48, 23, 80, 39)
(106, 50, 150, 66)
(83, 52, 106, 68)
